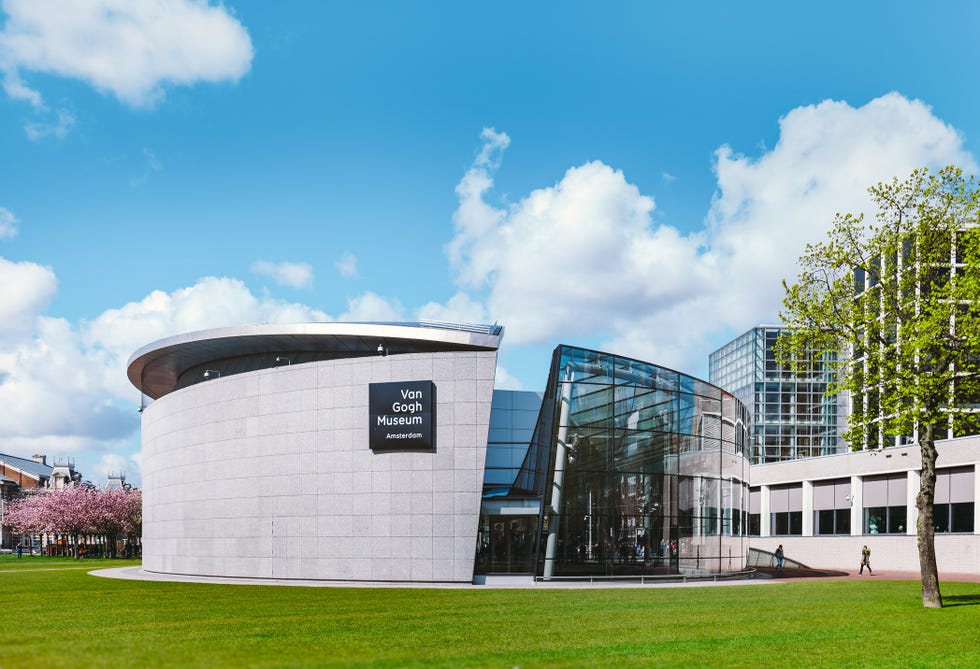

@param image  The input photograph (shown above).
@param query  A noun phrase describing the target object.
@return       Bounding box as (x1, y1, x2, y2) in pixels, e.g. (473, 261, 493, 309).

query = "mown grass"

(2, 556, 979, 668)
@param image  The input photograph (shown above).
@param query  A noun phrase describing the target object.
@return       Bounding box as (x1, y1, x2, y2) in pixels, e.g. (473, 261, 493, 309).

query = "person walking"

(859, 545, 872, 575)
(774, 544, 784, 573)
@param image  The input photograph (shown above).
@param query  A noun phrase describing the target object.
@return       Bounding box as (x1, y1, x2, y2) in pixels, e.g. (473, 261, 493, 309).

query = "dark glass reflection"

(478, 345, 751, 579)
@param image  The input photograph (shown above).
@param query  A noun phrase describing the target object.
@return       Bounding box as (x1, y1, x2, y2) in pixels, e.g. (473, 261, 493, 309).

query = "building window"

(863, 473, 908, 534)
(769, 483, 803, 536)
(813, 478, 851, 535)
(933, 467, 975, 533)
(771, 511, 803, 535)
(749, 487, 760, 536)
(864, 505, 906, 534)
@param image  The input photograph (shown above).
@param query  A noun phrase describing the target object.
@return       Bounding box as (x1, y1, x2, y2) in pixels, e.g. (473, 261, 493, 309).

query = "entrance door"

(481, 515, 538, 574)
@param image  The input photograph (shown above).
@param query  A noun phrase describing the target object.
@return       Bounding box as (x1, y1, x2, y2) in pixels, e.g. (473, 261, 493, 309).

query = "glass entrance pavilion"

(477, 345, 751, 580)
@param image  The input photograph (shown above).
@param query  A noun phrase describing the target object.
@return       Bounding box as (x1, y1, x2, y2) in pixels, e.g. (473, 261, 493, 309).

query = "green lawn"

(2, 556, 979, 668)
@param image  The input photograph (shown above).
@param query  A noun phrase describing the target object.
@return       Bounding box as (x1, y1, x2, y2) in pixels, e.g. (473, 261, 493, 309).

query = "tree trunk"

(916, 423, 943, 608)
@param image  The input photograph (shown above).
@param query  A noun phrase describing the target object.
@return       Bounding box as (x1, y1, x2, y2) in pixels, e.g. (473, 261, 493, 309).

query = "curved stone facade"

(140, 349, 497, 582)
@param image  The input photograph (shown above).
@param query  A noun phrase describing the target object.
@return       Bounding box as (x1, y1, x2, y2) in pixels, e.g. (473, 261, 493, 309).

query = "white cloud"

(444, 94, 976, 374)
(339, 292, 404, 322)
(0, 256, 57, 335)
(0, 315, 136, 443)
(416, 292, 489, 325)
(0, 275, 330, 464)
(448, 132, 710, 348)
(92, 450, 140, 484)
(492, 365, 524, 391)
(335, 252, 358, 279)
(251, 260, 314, 290)
(24, 107, 75, 140)
(0, 0, 254, 108)
(0, 207, 18, 239)
(85, 276, 329, 390)
(475, 127, 510, 168)
(1, 69, 41, 107)
(702, 93, 976, 340)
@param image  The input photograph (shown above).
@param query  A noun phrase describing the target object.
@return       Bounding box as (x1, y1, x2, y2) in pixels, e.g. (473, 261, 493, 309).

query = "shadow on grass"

(942, 593, 980, 608)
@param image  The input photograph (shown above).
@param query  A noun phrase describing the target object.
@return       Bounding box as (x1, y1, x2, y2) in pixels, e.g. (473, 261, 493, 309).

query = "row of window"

(748, 502, 975, 536)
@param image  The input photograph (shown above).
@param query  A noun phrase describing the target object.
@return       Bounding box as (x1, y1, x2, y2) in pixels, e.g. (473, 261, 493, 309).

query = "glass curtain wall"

(478, 345, 750, 579)
(709, 326, 845, 464)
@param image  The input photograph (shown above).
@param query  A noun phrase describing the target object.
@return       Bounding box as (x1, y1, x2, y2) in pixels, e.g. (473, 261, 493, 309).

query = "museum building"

(128, 320, 980, 582)
(128, 321, 751, 583)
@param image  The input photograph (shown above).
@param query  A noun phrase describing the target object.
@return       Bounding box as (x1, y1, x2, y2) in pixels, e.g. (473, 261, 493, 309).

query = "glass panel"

(932, 505, 951, 534)
(475, 514, 539, 575)
(865, 507, 886, 534)
(886, 506, 907, 534)
(490, 345, 751, 578)
(815, 509, 835, 535)
(951, 502, 974, 533)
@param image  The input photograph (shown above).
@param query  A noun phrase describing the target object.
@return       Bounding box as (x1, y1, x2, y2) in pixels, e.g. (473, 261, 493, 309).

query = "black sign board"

(369, 380, 435, 451)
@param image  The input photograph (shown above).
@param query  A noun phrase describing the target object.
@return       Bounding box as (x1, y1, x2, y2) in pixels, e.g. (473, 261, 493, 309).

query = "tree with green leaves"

(777, 165, 980, 609)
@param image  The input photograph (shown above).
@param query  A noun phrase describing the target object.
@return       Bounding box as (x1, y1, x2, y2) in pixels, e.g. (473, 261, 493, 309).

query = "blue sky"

(2, 1, 980, 485)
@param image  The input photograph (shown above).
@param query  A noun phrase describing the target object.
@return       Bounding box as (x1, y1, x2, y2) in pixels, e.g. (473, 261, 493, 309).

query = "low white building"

(749, 436, 979, 575)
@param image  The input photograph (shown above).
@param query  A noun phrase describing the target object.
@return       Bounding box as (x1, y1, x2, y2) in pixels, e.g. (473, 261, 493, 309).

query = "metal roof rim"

(126, 321, 504, 398)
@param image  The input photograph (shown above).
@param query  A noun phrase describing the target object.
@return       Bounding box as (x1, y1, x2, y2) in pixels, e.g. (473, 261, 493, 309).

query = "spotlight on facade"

(204, 369, 221, 380)
(275, 356, 291, 366)
(377, 342, 387, 356)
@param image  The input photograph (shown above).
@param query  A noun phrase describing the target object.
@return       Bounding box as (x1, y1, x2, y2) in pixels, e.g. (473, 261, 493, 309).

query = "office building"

(709, 325, 846, 463)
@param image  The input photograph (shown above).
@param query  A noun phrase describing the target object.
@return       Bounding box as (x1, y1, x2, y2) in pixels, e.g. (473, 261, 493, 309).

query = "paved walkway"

(759, 567, 980, 583)
(90, 566, 980, 589)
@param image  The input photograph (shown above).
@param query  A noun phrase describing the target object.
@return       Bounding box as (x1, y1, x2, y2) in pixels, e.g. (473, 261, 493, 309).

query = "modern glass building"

(127, 323, 747, 584)
(477, 345, 751, 579)
(126, 321, 980, 582)
(709, 326, 846, 464)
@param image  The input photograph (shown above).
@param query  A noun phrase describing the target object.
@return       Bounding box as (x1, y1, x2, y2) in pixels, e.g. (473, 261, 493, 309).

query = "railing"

(417, 319, 503, 336)
(534, 568, 758, 585)
(747, 546, 810, 569)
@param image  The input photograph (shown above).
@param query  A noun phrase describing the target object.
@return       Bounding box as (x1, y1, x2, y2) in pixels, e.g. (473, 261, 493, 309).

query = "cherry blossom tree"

(4, 494, 48, 547)
(88, 488, 142, 557)
(3, 486, 142, 557)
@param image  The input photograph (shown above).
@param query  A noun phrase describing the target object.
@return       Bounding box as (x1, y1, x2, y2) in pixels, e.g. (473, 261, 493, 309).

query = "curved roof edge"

(127, 321, 503, 400)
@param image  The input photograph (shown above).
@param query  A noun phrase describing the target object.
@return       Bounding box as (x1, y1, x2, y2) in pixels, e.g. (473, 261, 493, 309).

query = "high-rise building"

(709, 325, 846, 463)
(850, 225, 980, 449)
